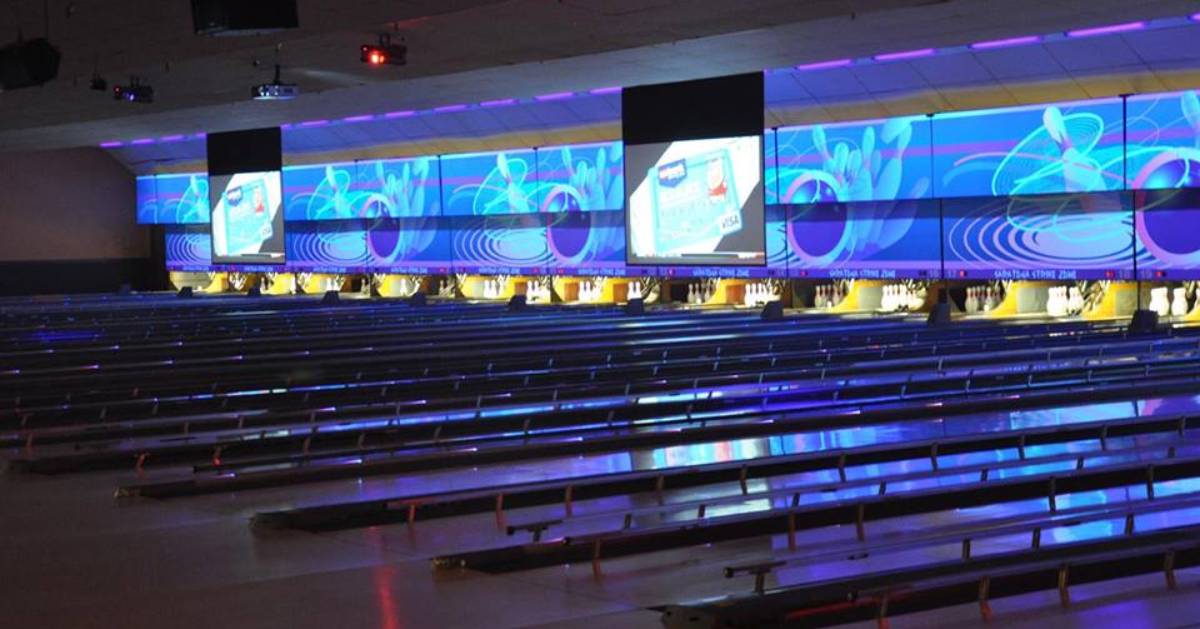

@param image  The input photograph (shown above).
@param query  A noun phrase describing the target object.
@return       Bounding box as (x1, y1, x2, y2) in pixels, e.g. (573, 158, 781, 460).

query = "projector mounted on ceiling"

(113, 77, 153, 103)
(360, 34, 407, 67)
(252, 65, 298, 100)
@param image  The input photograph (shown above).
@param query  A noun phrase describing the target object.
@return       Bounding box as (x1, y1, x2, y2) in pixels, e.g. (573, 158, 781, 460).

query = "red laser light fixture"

(360, 33, 406, 66)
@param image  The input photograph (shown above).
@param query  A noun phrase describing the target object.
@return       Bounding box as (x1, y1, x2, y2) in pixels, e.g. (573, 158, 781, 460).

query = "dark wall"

(0, 147, 163, 295)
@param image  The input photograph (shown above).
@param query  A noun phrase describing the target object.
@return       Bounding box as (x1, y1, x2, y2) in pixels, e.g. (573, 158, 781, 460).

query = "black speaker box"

(927, 303, 953, 326)
(192, 0, 298, 35)
(0, 38, 61, 90)
(507, 294, 527, 311)
(625, 298, 645, 316)
(1128, 309, 1161, 335)
(760, 301, 784, 320)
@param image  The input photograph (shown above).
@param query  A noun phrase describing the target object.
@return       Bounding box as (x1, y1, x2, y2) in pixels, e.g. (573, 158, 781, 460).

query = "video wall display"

(366, 217, 454, 273)
(136, 173, 210, 224)
(765, 205, 789, 276)
(285, 220, 370, 272)
(441, 149, 539, 216)
(283, 157, 440, 220)
(149, 88, 1200, 278)
(626, 135, 766, 266)
(451, 214, 555, 274)
(209, 171, 286, 265)
(544, 210, 626, 274)
(1135, 188, 1200, 279)
(535, 141, 625, 212)
(1125, 90, 1200, 191)
(771, 116, 933, 205)
(931, 98, 1126, 198)
(943, 192, 1134, 280)
(164, 225, 212, 270)
(785, 200, 941, 279)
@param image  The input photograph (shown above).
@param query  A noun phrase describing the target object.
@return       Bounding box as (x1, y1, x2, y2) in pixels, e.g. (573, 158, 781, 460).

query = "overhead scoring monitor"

(623, 73, 765, 266)
(207, 127, 286, 265)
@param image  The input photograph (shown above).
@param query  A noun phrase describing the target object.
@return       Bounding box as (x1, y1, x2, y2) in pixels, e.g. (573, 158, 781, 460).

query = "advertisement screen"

(626, 135, 764, 266)
(209, 171, 285, 264)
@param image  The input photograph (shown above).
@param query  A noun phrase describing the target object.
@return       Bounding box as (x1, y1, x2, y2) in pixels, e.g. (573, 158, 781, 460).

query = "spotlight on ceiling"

(113, 77, 153, 103)
(360, 34, 406, 67)
(252, 64, 298, 100)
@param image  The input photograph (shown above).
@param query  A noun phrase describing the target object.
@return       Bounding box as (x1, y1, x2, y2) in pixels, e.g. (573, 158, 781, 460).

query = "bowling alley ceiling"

(1, 0, 1198, 163)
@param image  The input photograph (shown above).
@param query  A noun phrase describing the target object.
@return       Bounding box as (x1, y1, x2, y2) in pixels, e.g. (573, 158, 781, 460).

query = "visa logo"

(656, 159, 687, 187)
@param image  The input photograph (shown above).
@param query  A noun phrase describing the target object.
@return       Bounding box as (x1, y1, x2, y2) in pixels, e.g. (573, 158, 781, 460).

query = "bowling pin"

(1068, 287, 1083, 315)
(1172, 287, 1188, 317)
(1151, 287, 1170, 317)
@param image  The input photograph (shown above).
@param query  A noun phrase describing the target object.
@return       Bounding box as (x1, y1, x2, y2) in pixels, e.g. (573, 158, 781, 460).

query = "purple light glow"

(383, 110, 415, 119)
(433, 104, 468, 113)
(342, 114, 376, 123)
(1191, 12, 1200, 22)
(534, 91, 574, 101)
(1066, 21, 1146, 37)
(480, 98, 517, 108)
(970, 35, 1042, 50)
(298, 119, 329, 127)
(99, 141, 123, 148)
(588, 86, 622, 95)
(130, 138, 154, 145)
(873, 48, 936, 61)
(795, 58, 853, 71)
(158, 135, 186, 143)
(280, 123, 294, 130)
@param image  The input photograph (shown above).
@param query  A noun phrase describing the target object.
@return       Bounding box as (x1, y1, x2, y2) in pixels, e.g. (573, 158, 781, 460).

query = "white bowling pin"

(1151, 287, 1170, 317)
(1172, 287, 1188, 317)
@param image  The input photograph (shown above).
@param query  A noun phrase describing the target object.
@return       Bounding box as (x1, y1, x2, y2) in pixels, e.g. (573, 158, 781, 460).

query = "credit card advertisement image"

(627, 136, 764, 266)
(210, 171, 286, 264)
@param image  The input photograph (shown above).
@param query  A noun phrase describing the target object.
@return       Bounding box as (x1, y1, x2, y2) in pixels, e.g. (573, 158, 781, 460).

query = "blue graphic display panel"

(441, 149, 538, 215)
(534, 142, 625, 212)
(1136, 188, 1200, 279)
(765, 205, 789, 276)
(283, 157, 440, 220)
(933, 98, 1125, 198)
(137, 174, 210, 224)
(136, 176, 157, 224)
(1126, 90, 1200, 191)
(544, 210, 626, 275)
(943, 193, 1134, 280)
(164, 225, 212, 270)
(772, 116, 933, 205)
(785, 200, 941, 279)
(451, 215, 554, 273)
(285, 220, 369, 271)
(763, 129, 777, 204)
(366, 217, 454, 273)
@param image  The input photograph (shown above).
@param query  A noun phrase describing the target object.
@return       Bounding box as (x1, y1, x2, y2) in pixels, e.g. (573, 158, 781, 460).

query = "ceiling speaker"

(0, 39, 61, 90)
(191, 0, 298, 36)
